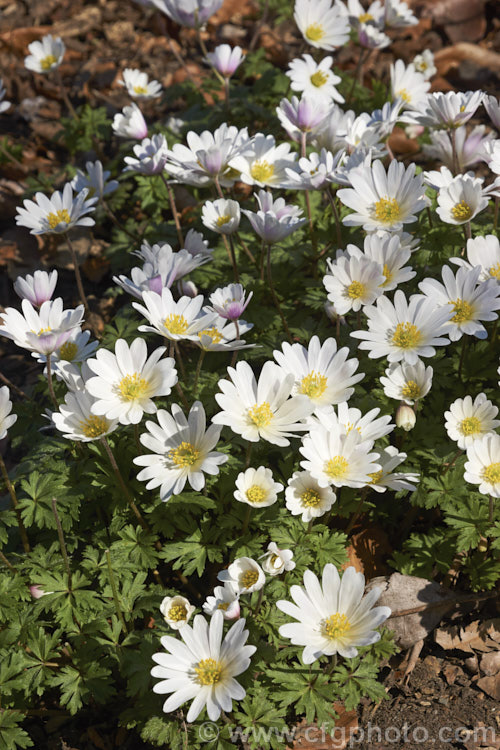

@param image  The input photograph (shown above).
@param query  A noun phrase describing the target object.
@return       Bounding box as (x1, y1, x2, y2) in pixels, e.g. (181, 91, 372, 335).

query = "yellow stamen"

(240, 569, 259, 588)
(168, 604, 187, 622)
(34, 326, 52, 335)
(324, 455, 349, 480)
(198, 327, 223, 344)
(248, 402, 273, 428)
(347, 280, 366, 299)
(459, 416, 482, 436)
(79, 415, 110, 439)
(451, 200, 472, 222)
(40, 54, 57, 71)
(133, 85, 148, 95)
(488, 262, 500, 280)
(449, 298, 473, 324)
(301, 488, 322, 507)
(392, 322, 422, 349)
(194, 658, 223, 685)
(218, 602, 230, 611)
(118, 373, 149, 401)
(374, 197, 401, 225)
(310, 70, 328, 87)
(250, 160, 274, 183)
(58, 341, 78, 361)
(246, 484, 268, 504)
(397, 89, 411, 104)
(164, 313, 189, 335)
(359, 12, 374, 22)
(216, 214, 231, 227)
(47, 209, 71, 229)
(380, 263, 393, 287)
(482, 463, 500, 485)
(401, 380, 421, 400)
(369, 469, 384, 484)
(300, 371, 328, 399)
(321, 612, 351, 639)
(305, 23, 325, 42)
(168, 441, 200, 468)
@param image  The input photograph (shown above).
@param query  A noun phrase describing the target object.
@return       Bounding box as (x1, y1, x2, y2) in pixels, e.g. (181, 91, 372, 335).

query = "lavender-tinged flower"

(205, 45, 245, 77)
(484, 95, 500, 131)
(71, 160, 119, 200)
(286, 148, 345, 190)
(242, 190, 306, 244)
(112, 103, 148, 140)
(209, 284, 253, 321)
(14, 270, 58, 307)
(423, 126, 494, 173)
(124, 134, 169, 175)
(150, 0, 224, 28)
(276, 96, 330, 142)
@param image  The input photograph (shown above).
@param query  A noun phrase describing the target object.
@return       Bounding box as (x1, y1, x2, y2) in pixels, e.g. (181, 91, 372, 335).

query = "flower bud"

(177, 280, 198, 298)
(396, 404, 416, 431)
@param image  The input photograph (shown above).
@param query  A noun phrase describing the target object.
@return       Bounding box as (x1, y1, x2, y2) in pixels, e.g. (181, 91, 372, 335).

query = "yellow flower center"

(47, 209, 71, 229)
(451, 200, 472, 222)
(401, 380, 421, 400)
(449, 298, 473, 324)
(305, 23, 325, 42)
(248, 402, 273, 428)
(168, 604, 187, 622)
(310, 70, 328, 88)
(397, 89, 411, 104)
(79, 415, 110, 439)
(373, 197, 401, 225)
(218, 602, 230, 611)
(347, 280, 366, 300)
(369, 469, 384, 484)
(246, 484, 268, 504)
(250, 160, 275, 183)
(164, 313, 189, 335)
(198, 327, 223, 345)
(58, 341, 79, 361)
(321, 612, 351, 639)
(168, 441, 200, 468)
(300, 371, 328, 399)
(459, 416, 482, 436)
(392, 322, 422, 349)
(40, 54, 57, 71)
(118, 373, 149, 401)
(240, 569, 259, 588)
(488, 262, 500, 280)
(194, 658, 223, 686)
(133, 85, 148, 95)
(380, 263, 393, 288)
(216, 214, 231, 227)
(482, 462, 500, 485)
(359, 12, 374, 22)
(34, 326, 52, 335)
(346, 422, 362, 435)
(324, 455, 349, 480)
(301, 488, 322, 507)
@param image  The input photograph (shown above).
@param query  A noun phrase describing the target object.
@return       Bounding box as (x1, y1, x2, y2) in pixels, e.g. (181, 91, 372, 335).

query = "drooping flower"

(16, 184, 96, 235)
(233, 466, 283, 508)
(119, 68, 162, 99)
(112, 103, 148, 140)
(294, 0, 350, 51)
(423, 126, 493, 173)
(205, 45, 245, 78)
(36, 328, 98, 371)
(71, 160, 119, 200)
(159, 595, 196, 630)
(0, 386, 17, 440)
(13, 270, 58, 307)
(464, 433, 500, 498)
(444, 394, 500, 450)
(380, 360, 433, 405)
(285, 470, 336, 522)
(0, 298, 84, 355)
(24, 35, 65, 74)
(218, 558, 266, 594)
(242, 190, 305, 244)
(124, 134, 169, 175)
(259, 542, 296, 576)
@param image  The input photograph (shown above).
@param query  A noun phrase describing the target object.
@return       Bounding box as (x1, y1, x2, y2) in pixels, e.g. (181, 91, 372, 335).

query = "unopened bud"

(477, 536, 488, 553)
(177, 280, 198, 298)
(396, 404, 416, 431)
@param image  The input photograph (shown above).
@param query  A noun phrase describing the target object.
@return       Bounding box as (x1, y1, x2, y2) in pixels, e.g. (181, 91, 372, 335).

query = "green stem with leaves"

(106, 549, 129, 634)
(51, 496, 71, 589)
(101, 437, 151, 532)
(0, 454, 30, 553)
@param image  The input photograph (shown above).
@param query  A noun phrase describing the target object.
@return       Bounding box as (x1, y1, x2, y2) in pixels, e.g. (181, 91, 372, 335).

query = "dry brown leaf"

(82, 256, 110, 283)
(289, 703, 358, 750)
(387, 127, 420, 157)
(51, 7, 103, 38)
(344, 525, 392, 577)
(476, 674, 500, 702)
(480, 652, 500, 677)
(435, 43, 500, 76)
(435, 620, 500, 654)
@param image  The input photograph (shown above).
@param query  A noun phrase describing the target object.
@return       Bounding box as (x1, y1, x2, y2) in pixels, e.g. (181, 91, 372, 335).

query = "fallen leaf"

(476, 674, 500, 702)
(289, 703, 358, 750)
(344, 525, 392, 577)
(435, 43, 500, 76)
(480, 652, 500, 677)
(435, 620, 500, 654)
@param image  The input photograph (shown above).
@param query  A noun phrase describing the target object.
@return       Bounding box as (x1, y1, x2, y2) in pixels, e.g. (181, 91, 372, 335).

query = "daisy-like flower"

(86, 338, 177, 425)
(390, 60, 430, 110)
(202, 199, 240, 235)
(24, 35, 65, 74)
(203, 585, 241, 620)
(337, 159, 427, 232)
(205, 45, 245, 78)
(313, 402, 394, 445)
(323, 254, 385, 315)
(132, 288, 217, 342)
(464, 433, 500, 498)
(0, 78, 11, 114)
(412, 50, 436, 79)
(0, 298, 84, 355)
(484, 95, 500, 130)
(194, 316, 254, 353)
(119, 68, 162, 99)
(209, 283, 253, 321)
(285, 470, 336, 522)
(403, 91, 485, 130)
(150, 0, 224, 28)
(300, 426, 381, 489)
(273, 335, 364, 411)
(71, 160, 119, 201)
(0, 386, 17, 440)
(124, 134, 169, 175)
(242, 190, 305, 244)
(294, 0, 350, 50)
(360, 232, 416, 291)
(277, 564, 391, 662)
(384, 0, 418, 27)
(183, 229, 213, 257)
(151, 611, 255, 722)
(277, 96, 331, 142)
(112, 103, 148, 140)
(342, 0, 384, 27)
(286, 54, 344, 103)
(16, 184, 96, 235)
(368, 446, 419, 493)
(234, 466, 283, 508)
(160, 595, 196, 630)
(228, 133, 299, 189)
(134, 401, 227, 500)
(351, 290, 452, 364)
(368, 99, 405, 140)
(212, 361, 314, 447)
(259, 542, 295, 576)
(450, 235, 500, 284)
(423, 125, 493, 174)
(436, 173, 489, 226)
(483, 139, 500, 176)
(14, 270, 58, 307)
(444, 394, 500, 450)
(380, 360, 433, 405)
(35, 328, 98, 370)
(52, 389, 118, 442)
(218, 558, 266, 594)
(418, 265, 500, 341)
(286, 148, 345, 191)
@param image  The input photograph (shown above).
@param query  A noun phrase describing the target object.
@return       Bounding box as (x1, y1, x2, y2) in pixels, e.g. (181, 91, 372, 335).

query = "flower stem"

(56, 68, 78, 120)
(254, 587, 264, 615)
(458, 336, 468, 381)
(51, 496, 71, 589)
(236, 233, 257, 265)
(345, 491, 367, 535)
(0, 454, 30, 553)
(105, 549, 129, 634)
(244, 442, 253, 469)
(222, 234, 240, 282)
(0, 370, 28, 400)
(241, 506, 251, 534)
(326, 187, 342, 249)
(101, 437, 151, 532)
(173, 340, 188, 382)
(46, 354, 59, 410)
(301, 132, 317, 254)
(266, 244, 293, 343)
(489, 496, 495, 525)
(0, 549, 17, 573)
(66, 233, 90, 315)
(449, 128, 459, 174)
(193, 349, 206, 395)
(160, 174, 184, 248)
(102, 200, 139, 241)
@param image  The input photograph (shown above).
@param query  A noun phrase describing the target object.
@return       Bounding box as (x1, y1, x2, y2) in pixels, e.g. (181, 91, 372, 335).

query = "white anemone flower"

(423, 126, 493, 174)
(112, 103, 148, 140)
(484, 95, 500, 130)
(208, 283, 253, 321)
(71, 160, 119, 200)
(294, 0, 350, 50)
(242, 190, 305, 244)
(159, 595, 196, 630)
(205, 45, 245, 78)
(203, 585, 240, 620)
(132, 288, 217, 342)
(444, 394, 500, 450)
(483, 139, 500, 176)
(312, 402, 394, 445)
(286, 148, 345, 191)
(464, 433, 500, 498)
(276, 96, 331, 143)
(218, 558, 266, 594)
(285, 470, 336, 522)
(0, 298, 84, 355)
(357, 23, 391, 49)
(450, 235, 500, 284)
(35, 328, 98, 371)
(202, 199, 240, 235)
(0, 78, 11, 113)
(124, 134, 169, 175)
(0, 387, 17, 440)
(183, 229, 213, 257)
(52, 389, 118, 442)
(119, 68, 162, 99)
(277, 564, 391, 662)
(436, 173, 489, 226)
(380, 360, 433, 405)
(14, 270, 58, 307)
(418, 265, 500, 342)
(16, 184, 96, 235)
(286, 54, 344, 103)
(151, 611, 255, 722)
(259, 542, 295, 576)
(300, 426, 381, 489)
(323, 254, 385, 315)
(273, 335, 364, 411)
(212, 361, 314, 447)
(367, 99, 405, 140)
(114, 246, 207, 300)
(150, 0, 224, 28)
(369, 446, 419, 493)
(86, 338, 177, 425)
(134, 401, 227, 500)
(194, 316, 254, 353)
(412, 50, 436, 79)
(390, 60, 430, 110)
(402, 91, 484, 130)
(228, 133, 299, 188)
(351, 290, 452, 364)
(342, 0, 384, 27)
(384, 0, 418, 27)
(337, 159, 427, 231)
(24, 35, 65, 74)
(360, 232, 415, 291)
(234, 466, 283, 508)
